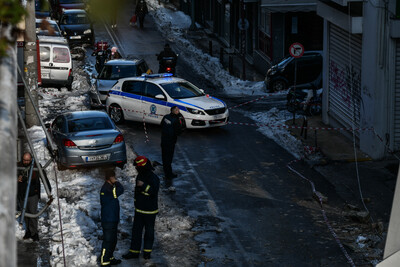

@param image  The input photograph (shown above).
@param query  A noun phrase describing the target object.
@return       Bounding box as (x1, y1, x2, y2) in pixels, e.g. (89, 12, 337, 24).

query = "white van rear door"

(51, 45, 71, 81)
(39, 45, 51, 80)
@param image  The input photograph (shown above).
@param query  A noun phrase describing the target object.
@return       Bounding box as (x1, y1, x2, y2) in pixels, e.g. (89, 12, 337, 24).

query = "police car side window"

(122, 81, 144, 95)
(144, 83, 164, 98)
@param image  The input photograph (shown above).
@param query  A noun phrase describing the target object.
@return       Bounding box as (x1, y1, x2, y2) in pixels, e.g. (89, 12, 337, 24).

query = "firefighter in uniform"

(100, 169, 124, 266)
(123, 156, 160, 260)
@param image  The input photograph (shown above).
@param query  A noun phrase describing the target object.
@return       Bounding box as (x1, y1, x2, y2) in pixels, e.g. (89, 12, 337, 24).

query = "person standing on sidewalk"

(100, 168, 124, 266)
(135, 0, 148, 29)
(123, 156, 160, 260)
(17, 152, 42, 241)
(160, 106, 185, 184)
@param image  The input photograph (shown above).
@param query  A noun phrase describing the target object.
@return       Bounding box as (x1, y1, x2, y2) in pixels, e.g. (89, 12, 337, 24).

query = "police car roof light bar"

(141, 73, 173, 79)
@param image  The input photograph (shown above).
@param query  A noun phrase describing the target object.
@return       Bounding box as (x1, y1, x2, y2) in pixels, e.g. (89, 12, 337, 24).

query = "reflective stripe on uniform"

(141, 191, 150, 196)
(101, 192, 104, 195)
(144, 185, 150, 192)
(143, 249, 152, 252)
(129, 249, 140, 253)
(101, 248, 110, 265)
(135, 208, 158, 214)
(113, 187, 117, 198)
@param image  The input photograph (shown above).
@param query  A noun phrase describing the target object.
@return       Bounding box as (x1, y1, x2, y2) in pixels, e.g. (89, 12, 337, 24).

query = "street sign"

(238, 18, 249, 31)
(289, 42, 304, 58)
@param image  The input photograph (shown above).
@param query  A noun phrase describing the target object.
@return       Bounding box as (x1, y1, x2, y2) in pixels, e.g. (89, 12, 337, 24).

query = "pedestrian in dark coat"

(135, 0, 148, 29)
(161, 106, 185, 182)
(100, 168, 124, 266)
(17, 152, 41, 241)
(122, 156, 160, 260)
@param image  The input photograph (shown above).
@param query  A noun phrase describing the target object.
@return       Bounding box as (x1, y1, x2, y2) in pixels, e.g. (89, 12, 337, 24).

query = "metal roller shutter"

(328, 23, 362, 134)
(394, 40, 400, 150)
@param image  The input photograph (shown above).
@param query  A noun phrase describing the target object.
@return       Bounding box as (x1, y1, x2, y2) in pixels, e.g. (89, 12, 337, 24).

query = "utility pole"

(240, 0, 246, 80)
(0, 38, 18, 267)
(24, 0, 39, 127)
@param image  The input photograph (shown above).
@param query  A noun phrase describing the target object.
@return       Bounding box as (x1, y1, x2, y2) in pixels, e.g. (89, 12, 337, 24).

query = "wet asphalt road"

(17, 3, 353, 267)
(105, 6, 351, 266)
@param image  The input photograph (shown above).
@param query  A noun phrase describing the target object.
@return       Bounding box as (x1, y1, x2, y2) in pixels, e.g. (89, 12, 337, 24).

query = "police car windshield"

(161, 82, 204, 99)
(98, 65, 137, 80)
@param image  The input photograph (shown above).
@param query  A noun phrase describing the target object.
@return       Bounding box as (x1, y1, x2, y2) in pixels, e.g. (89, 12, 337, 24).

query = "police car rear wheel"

(109, 104, 125, 124)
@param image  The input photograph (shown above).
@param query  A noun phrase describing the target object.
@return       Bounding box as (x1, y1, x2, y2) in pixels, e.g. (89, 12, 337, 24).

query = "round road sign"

(289, 43, 304, 58)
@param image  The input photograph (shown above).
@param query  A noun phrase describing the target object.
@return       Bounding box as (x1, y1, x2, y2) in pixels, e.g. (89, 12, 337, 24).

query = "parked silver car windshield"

(161, 82, 204, 99)
(67, 117, 113, 132)
(98, 65, 140, 80)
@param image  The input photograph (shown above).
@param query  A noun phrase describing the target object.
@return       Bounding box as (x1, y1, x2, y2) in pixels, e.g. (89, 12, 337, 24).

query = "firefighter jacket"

(134, 167, 160, 215)
(100, 181, 124, 223)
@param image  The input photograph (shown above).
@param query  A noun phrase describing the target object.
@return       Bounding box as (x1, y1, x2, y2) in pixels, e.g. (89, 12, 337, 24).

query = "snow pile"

(149, 1, 265, 96)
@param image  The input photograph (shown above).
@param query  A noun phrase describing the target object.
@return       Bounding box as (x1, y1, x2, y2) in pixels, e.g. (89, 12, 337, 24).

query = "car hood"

(175, 95, 226, 111)
(67, 129, 121, 146)
(96, 79, 117, 92)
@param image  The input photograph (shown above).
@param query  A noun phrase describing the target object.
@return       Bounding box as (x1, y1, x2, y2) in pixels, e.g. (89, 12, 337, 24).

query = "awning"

(261, 0, 317, 12)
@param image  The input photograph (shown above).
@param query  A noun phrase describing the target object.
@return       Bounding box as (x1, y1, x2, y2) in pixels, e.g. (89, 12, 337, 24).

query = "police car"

(105, 74, 229, 128)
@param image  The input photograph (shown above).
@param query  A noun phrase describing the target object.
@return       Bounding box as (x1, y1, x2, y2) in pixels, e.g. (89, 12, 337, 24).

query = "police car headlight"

(187, 107, 205, 115)
(84, 29, 92, 34)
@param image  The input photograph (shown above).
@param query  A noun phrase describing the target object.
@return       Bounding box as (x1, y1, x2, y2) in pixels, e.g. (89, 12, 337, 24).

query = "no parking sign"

(289, 43, 304, 58)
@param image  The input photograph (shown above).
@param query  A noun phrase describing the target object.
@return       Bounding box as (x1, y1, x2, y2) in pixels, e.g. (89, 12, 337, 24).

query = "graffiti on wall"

(329, 60, 361, 110)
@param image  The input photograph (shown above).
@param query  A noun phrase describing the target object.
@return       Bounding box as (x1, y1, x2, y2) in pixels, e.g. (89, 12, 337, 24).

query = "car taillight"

(166, 67, 171, 71)
(63, 139, 77, 148)
(68, 69, 72, 77)
(113, 134, 124, 144)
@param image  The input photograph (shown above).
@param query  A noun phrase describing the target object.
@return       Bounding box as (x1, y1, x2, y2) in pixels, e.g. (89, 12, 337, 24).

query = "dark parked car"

(265, 51, 322, 92)
(49, 110, 127, 169)
(59, 9, 94, 46)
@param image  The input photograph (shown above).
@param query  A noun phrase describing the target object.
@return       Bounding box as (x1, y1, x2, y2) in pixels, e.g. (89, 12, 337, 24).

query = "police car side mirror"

(155, 94, 166, 100)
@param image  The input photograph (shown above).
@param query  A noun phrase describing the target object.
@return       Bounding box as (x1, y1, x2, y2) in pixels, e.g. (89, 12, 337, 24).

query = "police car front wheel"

(109, 104, 125, 124)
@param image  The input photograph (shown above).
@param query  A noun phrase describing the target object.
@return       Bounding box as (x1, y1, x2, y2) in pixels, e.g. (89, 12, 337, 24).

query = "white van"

(38, 35, 73, 89)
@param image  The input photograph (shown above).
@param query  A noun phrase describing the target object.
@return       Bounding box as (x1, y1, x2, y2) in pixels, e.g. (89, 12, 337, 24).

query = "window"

(40, 46, 51, 62)
(52, 116, 65, 132)
(144, 83, 164, 98)
(99, 65, 137, 80)
(137, 62, 149, 76)
(67, 117, 113, 133)
(53, 47, 70, 63)
(122, 81, 144, 95)
(258, 8, 271, 58)
(161, 82, 203, 99)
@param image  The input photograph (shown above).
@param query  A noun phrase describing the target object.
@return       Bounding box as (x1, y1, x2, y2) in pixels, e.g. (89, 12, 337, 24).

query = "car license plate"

(70, 36, 81, 39)
(213, 114, 225, 120)
(84, 154, 109, 162)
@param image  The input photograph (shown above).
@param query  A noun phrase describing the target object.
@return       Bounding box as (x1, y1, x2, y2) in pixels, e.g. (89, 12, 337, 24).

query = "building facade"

(317, 0, 400, 159)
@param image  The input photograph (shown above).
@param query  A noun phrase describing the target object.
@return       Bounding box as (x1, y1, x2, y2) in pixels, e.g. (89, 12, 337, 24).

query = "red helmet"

(134, 156, 148, 167)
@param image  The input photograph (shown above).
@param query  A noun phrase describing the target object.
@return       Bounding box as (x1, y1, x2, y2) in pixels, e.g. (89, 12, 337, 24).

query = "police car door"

(121, 80, 145, 121)
(142, 82, 169, 124)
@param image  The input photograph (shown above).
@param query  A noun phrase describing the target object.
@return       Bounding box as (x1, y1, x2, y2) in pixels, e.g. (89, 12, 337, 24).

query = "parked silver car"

(49, 111, 127, 169)
(90, 59, 151, 107)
